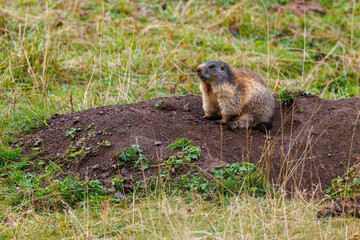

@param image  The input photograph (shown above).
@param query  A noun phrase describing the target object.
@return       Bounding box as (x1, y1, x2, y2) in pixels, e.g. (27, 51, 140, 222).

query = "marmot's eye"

(209, 64, 216, 69)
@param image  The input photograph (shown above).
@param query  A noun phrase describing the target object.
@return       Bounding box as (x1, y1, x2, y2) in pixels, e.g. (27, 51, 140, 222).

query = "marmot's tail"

(252, 122, 273, 132)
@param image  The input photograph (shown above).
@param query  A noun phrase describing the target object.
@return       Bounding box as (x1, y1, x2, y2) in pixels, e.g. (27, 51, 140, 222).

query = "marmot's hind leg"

(227, 113, 254, 130)
(252, 112, 273, 132)
(227, 113, 273, 132)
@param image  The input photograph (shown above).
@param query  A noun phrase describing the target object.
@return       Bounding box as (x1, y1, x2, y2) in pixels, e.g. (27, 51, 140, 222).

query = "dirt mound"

(17, 93, 360, 194)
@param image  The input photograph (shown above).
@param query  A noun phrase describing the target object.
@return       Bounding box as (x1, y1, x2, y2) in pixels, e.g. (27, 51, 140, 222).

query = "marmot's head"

(196, 61, 234, 85)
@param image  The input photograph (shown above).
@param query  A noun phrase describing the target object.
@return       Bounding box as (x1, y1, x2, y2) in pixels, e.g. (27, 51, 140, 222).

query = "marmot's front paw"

(213, 120, 227, 125)
(201, 115, 221, 120)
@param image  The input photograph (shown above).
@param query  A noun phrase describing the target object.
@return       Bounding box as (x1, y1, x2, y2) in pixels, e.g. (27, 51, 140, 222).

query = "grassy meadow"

(1, 0, 360, 238)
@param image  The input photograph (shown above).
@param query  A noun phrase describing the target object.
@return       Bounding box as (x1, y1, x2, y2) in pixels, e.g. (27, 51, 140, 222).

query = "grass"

(1, 194, 360, 239)
(1, 0, 360, 238)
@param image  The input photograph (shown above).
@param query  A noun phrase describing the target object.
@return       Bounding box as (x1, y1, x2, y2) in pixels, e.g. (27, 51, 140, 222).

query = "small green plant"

(103, 141, 111, 147)
(87, 123, 94, 130)
(112, 177, 123, 191)
(38, 160, 45, 166)
(101, 128, 109, 134)
(68, 147, 90, 159)
(135, 153, 149, 170)
(278, 88, 295, 105)
(65, 128, 81, 138)
(69, 149, 83, 158)
(295, 89, 318, 96)
(111, 145, 149, 170)
(166, 138, 201, 169)
(155, 100, 164, 107)
(326, 163, 360, 199)
(168, 138, 192, 151)
(298, 108, 305, 113)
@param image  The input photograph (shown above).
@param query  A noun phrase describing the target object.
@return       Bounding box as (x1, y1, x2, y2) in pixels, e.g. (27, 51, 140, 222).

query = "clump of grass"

(278, 87, 295, 105)
(0, 147, 21, 167)
(1, 157, 106, 210)
(111, 145, 149, 170)
(54, 178, 106, 206)
(132, 138, 267, 198)
(173, 162, 268, 198)
(166, 138, 201, 169)
(326, 162, 360, 199)
(65, 128, 81, 139)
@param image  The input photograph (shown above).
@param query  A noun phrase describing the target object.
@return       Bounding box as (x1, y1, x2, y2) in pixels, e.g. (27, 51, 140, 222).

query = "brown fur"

(196, 61, 274, 130)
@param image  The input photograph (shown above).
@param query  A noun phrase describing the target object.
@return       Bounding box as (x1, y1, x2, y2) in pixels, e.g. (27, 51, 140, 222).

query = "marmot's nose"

(196, 65, 205, 77)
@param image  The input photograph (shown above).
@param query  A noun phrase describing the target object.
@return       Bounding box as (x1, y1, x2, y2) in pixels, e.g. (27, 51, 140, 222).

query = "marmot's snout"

(196, 64, 208, 80)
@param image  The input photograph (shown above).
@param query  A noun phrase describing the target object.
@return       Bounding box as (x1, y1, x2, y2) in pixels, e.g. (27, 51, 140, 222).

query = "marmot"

(196, 61, 274, 131)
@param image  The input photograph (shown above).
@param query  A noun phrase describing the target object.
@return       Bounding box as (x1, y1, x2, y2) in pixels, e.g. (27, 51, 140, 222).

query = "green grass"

(1, 194, 360, 239)
(1, 0, 360, 238)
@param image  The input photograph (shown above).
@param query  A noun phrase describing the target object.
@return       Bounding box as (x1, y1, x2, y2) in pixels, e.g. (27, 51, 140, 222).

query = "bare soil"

(17, 93, 360, 195)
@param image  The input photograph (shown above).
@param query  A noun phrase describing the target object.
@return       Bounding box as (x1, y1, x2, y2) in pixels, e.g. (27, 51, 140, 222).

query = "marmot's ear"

(220, 64, 226, 71)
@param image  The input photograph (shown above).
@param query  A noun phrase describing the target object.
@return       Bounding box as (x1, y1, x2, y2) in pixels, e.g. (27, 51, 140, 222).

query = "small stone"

(328, 154, 332, 157)
(121, 168, 129, 175)
(99, 111, 104, 115)
(101, 172, 111, 178)
(33, 138, 43, 147)
(92, 164, 100, 170)
(154, 141, 162, 146)
(114, 192, 127, 200)
(111, 164, 117, 169)
(351, 122, 357, 127)
(339, 114, 344, 117)
(183, 103, 190, 112)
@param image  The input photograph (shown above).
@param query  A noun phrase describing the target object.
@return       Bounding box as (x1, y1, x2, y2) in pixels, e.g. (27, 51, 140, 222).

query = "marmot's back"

(235, 68, 267, 87)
